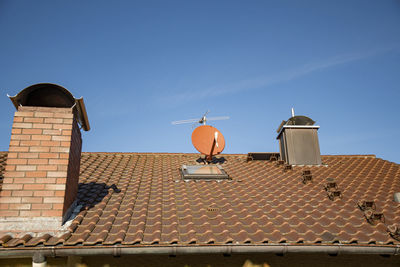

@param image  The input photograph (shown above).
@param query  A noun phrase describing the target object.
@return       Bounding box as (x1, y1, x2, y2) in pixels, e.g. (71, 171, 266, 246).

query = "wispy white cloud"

(160, 44, 399, 104)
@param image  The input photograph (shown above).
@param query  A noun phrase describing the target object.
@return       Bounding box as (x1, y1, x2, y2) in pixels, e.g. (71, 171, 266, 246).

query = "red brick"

(0, 203, 9, 209)
(5, 158, 27, 165)
(45, 184, 65, 190)
(35, 178, 56, 184)
(13, 122, 33, 128)
(39, 152, 59, 159)
(12, 191, 33, 197)
(54, 191, 65, 197)
(24, 184, 45, 190)
(62, 130, 72, 136)
(53, 124, 72, 130)
(0, 197, 21, 203)
(2, 178, 14, 183)
(50, 147, 70, 153)
(9, 140, 20, 146)
(29, 146, 50, 153)
(41, 210, 63, 216)
(60, 142, 71, 147)
(47, 171, 67, 178)
(10, 134, 30, 141)
(53, 112, 73, 119)
(53, 203, 63, 210)
(56, 178, 67, 184)
(32, 203, 52, 210)
(20, 140, 41, 146)
(2, 184, 23, 190)
(14, 178, 35, 184)
(43, 129, 62, 135)
(52, 135, 71, 141)
(24, 117, 44, 123)
(40, 141, 61, 147)
(32, 123, 52, 129)
(11, 128, 22, 134)
(18, 153, 39, 159)
(31, 135, 51, 141)
(21, 107, 55, 112)
(43, 197, 64, 204)
(37, 165, 58, 171)
(34, 191, 55, 197)
(25, 171, 47, 178)
(4, 171, 25, 177)
(6, 152, 18, 158)
(44, 118, 63, 124)
(57, 165, 68, 171)
(5, 165, 16, 171)
(63, 118, 73, 124)
(9, 203, 31, 210)
(16, 165, 36, 171)
(34, 112, 54, 118)
(15, 111, 34, 117)
(19, 210, 41, 217)
(8, 146, 29, 152)
(0, 191, 11, 197)
(49, 159, 68, 165)
(28, 158, 48, 165)
(59, 153, 69, 158)
(0, 210, 19, 216)
(13, 117, 24, 122)
(22, 128, 43, 135)
(21, 197, 43, 203)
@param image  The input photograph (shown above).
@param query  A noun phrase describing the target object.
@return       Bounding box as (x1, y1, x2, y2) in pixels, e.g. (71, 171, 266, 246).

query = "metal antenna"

(291, 107, 295, 118)
(199, 110, 210, 125)
(172, 111, 229, 126)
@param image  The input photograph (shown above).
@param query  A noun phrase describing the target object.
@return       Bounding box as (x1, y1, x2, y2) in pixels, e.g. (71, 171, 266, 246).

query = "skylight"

(180, 165, 230, 180)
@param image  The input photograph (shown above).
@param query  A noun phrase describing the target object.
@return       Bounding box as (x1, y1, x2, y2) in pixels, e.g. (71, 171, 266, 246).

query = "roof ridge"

(321, 154, 376, 158)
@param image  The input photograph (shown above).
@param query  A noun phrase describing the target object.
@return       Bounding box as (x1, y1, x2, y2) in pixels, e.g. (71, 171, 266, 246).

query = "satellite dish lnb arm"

(206, 132, 219, 162)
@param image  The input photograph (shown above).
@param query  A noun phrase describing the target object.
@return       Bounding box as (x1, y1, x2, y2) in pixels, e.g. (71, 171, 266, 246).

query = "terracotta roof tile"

(0, 152, 399, 248)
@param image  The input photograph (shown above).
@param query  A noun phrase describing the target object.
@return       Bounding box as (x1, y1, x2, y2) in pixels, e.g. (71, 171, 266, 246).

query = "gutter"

(0, 245, 399, 258)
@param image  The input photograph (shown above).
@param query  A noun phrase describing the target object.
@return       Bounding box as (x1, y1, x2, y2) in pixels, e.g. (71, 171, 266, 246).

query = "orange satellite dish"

(192, 125, 225, 161)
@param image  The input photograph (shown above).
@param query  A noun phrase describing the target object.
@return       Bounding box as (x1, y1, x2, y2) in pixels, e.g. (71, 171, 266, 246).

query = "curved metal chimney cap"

(8, 83, 90, 131)
(276, 115, 316, 134)
(286, 115, 315, 126)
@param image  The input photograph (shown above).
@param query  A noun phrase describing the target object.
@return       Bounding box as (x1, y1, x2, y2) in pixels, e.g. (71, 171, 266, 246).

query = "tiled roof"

(0, 152, 399, 248)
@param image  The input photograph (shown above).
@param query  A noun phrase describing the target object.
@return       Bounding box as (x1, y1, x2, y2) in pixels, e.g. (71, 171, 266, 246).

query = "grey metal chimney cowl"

(276, 115, 322, 165)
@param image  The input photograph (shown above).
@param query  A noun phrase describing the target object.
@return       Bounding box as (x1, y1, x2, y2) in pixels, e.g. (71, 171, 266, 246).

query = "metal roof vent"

(246, 152, 279, 162)
(276, 109, 321, 165)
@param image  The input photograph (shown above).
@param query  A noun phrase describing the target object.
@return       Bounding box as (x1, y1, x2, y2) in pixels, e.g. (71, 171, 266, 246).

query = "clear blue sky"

(1, 1, 399, 163)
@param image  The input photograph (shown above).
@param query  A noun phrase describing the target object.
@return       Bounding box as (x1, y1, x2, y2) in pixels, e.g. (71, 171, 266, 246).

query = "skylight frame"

(180, 164, 230, 180)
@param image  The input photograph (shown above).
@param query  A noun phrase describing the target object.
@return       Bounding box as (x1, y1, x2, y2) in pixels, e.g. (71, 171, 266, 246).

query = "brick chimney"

(0, 83, 89, 232)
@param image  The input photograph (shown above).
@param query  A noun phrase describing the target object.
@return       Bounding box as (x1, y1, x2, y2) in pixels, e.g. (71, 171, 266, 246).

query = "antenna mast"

(171, 111, 229, 126)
